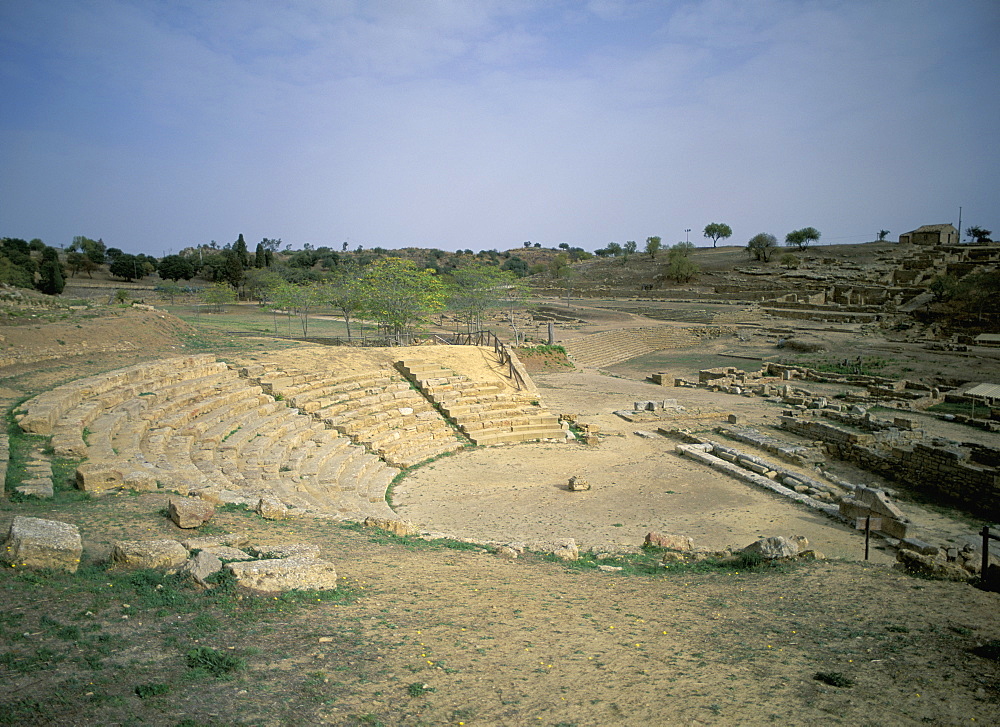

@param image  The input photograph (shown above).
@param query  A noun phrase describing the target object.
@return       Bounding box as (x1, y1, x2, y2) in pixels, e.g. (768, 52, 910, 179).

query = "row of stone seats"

(560, 326, 702, 368)
(397, 359, 566, 446)
(15, 356, 400, 521)
(241, 362, 464, 469)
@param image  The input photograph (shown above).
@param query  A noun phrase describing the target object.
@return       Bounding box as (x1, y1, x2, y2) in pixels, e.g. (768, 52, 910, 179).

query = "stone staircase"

(241, 362, 465, 469)
(560, 326, 705, 368)
(397, 359, 566, 446)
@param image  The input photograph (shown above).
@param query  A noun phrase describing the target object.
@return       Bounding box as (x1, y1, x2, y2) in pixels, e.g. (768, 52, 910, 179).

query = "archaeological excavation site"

(1, 232, 999, 725)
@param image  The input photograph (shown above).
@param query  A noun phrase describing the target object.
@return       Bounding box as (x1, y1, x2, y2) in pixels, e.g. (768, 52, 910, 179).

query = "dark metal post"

(864, 516, 871, 561)
(983, 526, 992, 589)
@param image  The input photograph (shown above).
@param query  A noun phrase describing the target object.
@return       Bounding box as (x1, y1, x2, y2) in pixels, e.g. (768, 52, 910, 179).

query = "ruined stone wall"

(779, 413, 1000, 518)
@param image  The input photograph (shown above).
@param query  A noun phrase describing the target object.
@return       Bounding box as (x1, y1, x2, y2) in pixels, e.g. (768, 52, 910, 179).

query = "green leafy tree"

(785, 227, 821, 249)
(665, 242, 699, 282)
(157, 254, 196, 281)
(448, 263, 523, 334)
(69, 236, 107, 264)
(243, 268, 281, 305)
(357, 258, 446, 343)
(201, 282, 237, 312)
(232, 234, 250, 267)
(271, 281, 323, 336)
(500, 256, 529, 277)
(877, 229, 890, 242)
(221, 249, 244, 290)
(703, 222, 732, 248)
(109, 253, 143, 282)
(779, 253, 800, 269)
(321, 268, 364, 339)
(0, 238, 35, 288)
(66, 251, 97, 278)
(156, 280, 184, 303)
(746, 233, 777, 262)
(622, 240, 637, 262)
(36, 247, 65, 295)
(605, 242, 623, 258)
(645, 236, 662, 260)
(254, 242, 267, 268)
(928, 274, 958, 302)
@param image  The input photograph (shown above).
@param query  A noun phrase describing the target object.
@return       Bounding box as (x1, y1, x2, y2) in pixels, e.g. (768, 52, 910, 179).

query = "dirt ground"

(2, 303, 1000, 725)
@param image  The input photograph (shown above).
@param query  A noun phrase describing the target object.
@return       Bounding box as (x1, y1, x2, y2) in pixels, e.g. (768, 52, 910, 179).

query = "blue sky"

(1, 0, 997, 255)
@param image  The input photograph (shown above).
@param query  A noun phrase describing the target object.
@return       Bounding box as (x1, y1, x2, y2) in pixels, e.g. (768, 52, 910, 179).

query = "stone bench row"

(399, 360, 566, 447)
(245, 361, 465, 470)
(17, 354, 224, 436)
(21, 356, 402, 522)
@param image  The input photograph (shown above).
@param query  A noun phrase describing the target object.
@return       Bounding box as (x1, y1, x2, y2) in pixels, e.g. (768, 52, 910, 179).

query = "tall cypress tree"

(37, 246, 65, 295)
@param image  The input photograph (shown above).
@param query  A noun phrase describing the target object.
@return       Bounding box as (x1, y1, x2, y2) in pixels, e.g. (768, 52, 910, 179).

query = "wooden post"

(865, 516, 871, 561)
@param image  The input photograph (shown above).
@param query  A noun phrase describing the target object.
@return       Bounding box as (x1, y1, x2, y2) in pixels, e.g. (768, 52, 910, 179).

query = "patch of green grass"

(185, 646, 245, 677)
(406, 681, 436, 697)
(134, 682, 171, 698)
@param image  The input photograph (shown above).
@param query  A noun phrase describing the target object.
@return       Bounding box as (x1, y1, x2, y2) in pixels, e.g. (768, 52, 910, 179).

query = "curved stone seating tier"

(560, 326, 704, 369)
(398, 360, 565, 446)
(17, 355, 401, 522)
(243, 364, 464, 470)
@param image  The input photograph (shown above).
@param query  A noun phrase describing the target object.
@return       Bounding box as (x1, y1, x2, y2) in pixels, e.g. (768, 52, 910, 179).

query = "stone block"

(742, 535, 805, 560)
(180, 550, 222, 585)
(2, 516, 82, 573)
(567, 476, 590, 491)
(226, 556, 338, 593)
(168, 497, 216, 529)
(551, 538, 579, 561)
(111, 539, 189, 570)
(256, 496, 288, 521)
(252, 543, 321, 559)
(645, 532, 694, 551)
(363, 517, 418, 537)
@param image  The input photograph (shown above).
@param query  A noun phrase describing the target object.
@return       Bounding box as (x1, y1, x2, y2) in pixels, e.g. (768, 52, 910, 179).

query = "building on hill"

(899, 224, 959, 246)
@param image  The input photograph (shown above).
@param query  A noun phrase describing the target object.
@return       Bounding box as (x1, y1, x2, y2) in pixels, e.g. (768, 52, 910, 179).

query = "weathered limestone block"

(76, 463, 156, 493)
(252, 543, 321, 559)
(896, 549, 970, 581)
(15, 478, 54, 498)
(168, 497, 216, 529)
(551, 538, 579, 561)
(256, 496, 288, 521)
(226, 556, 338, 593)
(645, 532, 695, 551)
(200, 545, 253, 560)
(567, 476, 590, 491)
(180, 550, 222, 585)
(742, 535, 807, 560)
(111, 539, 189, 570)
(496, 545, 519, 559)
(2, 516, 82, 573)
(181, 533, 251, 550)
(363, 517, 417, 537)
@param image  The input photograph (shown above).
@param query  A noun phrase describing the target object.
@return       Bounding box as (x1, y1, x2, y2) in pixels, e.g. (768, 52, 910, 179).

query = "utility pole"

(685, 228, 691, 244)
(958, 206, 962, 242)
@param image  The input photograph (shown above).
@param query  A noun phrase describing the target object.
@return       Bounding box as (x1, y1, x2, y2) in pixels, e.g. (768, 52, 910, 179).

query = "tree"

(201, 282, 237, 312)
(746, 233, 777, 262)
(645, 236, 662, 260)
(220, 249, 244, 290)
(548, 252, 571, 280)
(779, 253, 800, 269)
(36, 247, 65, 295)
(703, 223, 732, 248)
(622, 240, 637, 262)
(0, 238, 35, 288)
(66, 251, 97, 278)
(157, 254, 195, 281)
(356, 258, 446, 343)
(785, 227, 821, 249)
(243, 268, 281, 304)
(665, 242, 699, 282)
(928, 274, 958, 302)
(69, 236, 106, 264)
(156, 281, 184, 303)
(448, 263, 520, 333)
(878, 229, 890, 242)
(500, 256, 529, 276)
(966, 226, 992, 243)
(605, 242, 622, 258)
(254, 242, 266, 268)
(109, 254, 143, 281)
(321, 268, 364, 339)
(232, 233, 250, 267)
